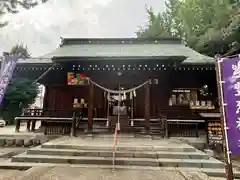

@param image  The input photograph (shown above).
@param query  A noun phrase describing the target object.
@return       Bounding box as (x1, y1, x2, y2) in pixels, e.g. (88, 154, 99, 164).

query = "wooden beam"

(88, 82, 94, 132)
(145, 81, 150, 132)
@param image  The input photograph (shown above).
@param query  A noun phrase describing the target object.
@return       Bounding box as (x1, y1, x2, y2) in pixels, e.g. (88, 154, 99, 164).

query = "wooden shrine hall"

(13, 37, 219, 137)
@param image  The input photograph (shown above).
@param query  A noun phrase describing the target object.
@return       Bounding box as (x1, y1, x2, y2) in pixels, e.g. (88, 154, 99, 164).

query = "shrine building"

(13, 37, 219, 136)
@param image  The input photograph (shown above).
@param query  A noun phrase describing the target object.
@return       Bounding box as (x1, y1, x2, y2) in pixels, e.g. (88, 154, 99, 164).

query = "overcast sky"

(0, 0, 166, 56)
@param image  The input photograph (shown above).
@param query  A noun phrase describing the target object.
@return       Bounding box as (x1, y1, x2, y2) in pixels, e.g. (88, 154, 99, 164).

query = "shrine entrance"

(87, 79, 151, 134)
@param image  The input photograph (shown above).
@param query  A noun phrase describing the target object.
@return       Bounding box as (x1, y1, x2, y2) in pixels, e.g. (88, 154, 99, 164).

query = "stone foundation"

(0, 135, 54, 148)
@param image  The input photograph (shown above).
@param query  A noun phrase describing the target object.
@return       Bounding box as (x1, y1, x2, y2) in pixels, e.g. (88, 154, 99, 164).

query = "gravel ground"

(39, 167, 187, 180)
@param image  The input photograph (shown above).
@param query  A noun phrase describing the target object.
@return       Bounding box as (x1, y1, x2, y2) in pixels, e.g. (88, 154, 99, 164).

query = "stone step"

(202, 168, 240, 179)
(27, 147, 209, 159)
(41, 144, 196, 152)
(11, 154, 224, 168)
(12, 154, 159, 166)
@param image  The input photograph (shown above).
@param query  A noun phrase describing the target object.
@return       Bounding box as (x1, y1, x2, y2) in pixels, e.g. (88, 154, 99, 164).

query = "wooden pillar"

(26, 120, 31, 132)
(145, 81, 150, 132)
(31, 120, 36, 132)
(88, 82, 94, 132)
(15, 119, 20, 132)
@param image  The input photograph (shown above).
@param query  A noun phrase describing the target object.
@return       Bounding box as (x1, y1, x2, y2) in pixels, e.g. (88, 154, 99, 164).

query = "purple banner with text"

(0, 56, 18, 105)
(221, 55, 240, 155)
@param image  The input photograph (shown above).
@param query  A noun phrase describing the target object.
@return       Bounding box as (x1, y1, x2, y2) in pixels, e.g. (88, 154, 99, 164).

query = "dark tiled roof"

(5, 38, 215, 64)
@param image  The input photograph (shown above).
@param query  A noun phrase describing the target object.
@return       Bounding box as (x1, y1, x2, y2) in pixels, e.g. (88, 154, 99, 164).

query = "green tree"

(1, 78, 39, 124)
(136, 6, 173, 38)
(137, 0, 239, 56)
(0, 44, 39, 124)
(0, 0, 48, 27)
(194, 2, 240, 56)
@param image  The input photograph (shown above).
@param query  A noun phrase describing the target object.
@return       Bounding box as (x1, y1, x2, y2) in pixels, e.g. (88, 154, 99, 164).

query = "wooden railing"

(158, 108, 205, 137)
(15, 108, 205, 137)
(43, 118, 72, 135)
(15, 108, 75, 134)
(166, 119, 204, 137)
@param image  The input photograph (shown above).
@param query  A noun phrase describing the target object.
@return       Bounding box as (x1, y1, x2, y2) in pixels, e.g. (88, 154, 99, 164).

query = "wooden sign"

(67, 72, 89, 85)
(208, 120, 223, 146)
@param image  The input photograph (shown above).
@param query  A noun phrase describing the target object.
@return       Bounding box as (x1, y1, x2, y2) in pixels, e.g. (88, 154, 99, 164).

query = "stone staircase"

(0, 140, 237, 179)
(0, 135, 238, 179)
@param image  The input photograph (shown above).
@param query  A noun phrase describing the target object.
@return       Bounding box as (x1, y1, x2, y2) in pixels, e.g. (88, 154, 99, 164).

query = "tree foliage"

(0, 0, 48, 27)
(10, 44, 31, 58)
(0, 44, 39, 124)
(0, 78, 39, 124)
(137, 0, 240, 57)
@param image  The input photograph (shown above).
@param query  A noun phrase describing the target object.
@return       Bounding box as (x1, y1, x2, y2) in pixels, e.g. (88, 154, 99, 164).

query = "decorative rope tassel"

(130, 91, 133, 100)
(131, 120, 134, 126)
(133, 90, 136, 97)
(123, 92, 126, 100)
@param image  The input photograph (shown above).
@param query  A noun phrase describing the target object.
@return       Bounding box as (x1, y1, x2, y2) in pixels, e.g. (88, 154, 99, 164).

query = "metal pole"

(112, 151, 115, 171)
(131, 85, 134, 126)
(215, 56, 234, 180)
(117, 84, 120, 131)
(106, 93, 110, 127)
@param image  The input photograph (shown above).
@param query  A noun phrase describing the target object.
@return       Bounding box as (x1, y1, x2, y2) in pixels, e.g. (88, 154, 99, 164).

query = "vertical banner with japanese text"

(0, 56, 18, 105)
(221, 55, 240, 155)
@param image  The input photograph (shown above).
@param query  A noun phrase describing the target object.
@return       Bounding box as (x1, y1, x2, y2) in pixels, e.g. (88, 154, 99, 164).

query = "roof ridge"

(60, 37, 182, 46)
